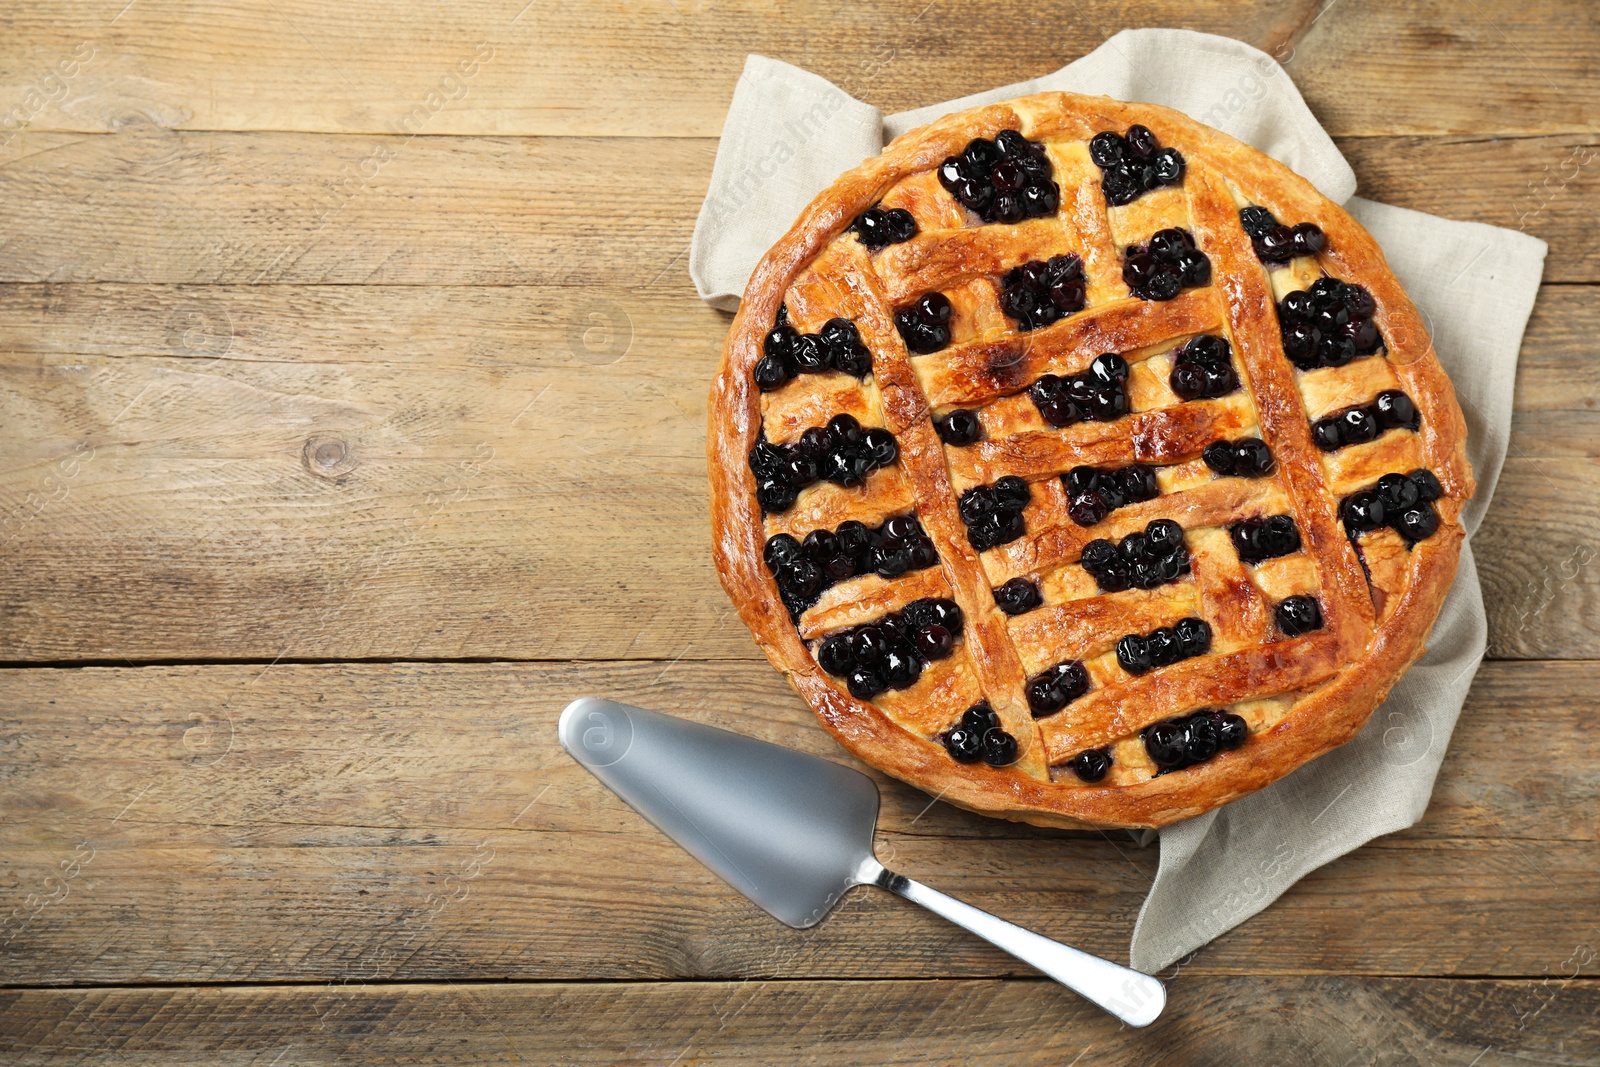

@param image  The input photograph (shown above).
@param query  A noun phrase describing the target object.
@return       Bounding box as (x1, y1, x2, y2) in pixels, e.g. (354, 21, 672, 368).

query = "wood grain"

(0, 280, 1592, 663)
(0, 130, 1594, 285)
(2, 977, 1598, 1065)
(0, 661, 1594, 987)
(2, 1, 1595, 139)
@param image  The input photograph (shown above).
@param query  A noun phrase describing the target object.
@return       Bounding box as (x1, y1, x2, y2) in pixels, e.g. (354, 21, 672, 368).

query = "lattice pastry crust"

(708, 93, 1471, 829)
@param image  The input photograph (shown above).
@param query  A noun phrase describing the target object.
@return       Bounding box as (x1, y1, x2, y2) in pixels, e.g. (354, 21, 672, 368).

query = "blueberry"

(907, 537, 938, 570)
(1081, 538, 1116, 569)
(765, 324, 801, 361)
(1341, 490, 1387, 534)
(803, 529, 838, 561)
(1067, 490, 1109, 527)
(764, 533, 802, 570)
(1102, 167, 1141, 206)
(1087, 386, 1129, 421)
(961, 137, 999, 176)
(1152, 147, 1184, 183)
(1409, 469, 1443, 502)
(748, 441, 789, 480)
(850, 624, 888, 660)
(1394, 504, 1440, 542)
(937, 157, 964, 192)
(1203, 362, 1237, 396)
(994, 129, 1030, 158)
(785, 451, 819, 486)
(1095, 557, 1132, 592)
(1376, 472, 1420, 512)
(1174, 617, 1212, 658)
(1373, 390, 1418, 430)
(1183, 714, 1220, 762)
(1145, 519, 1185, 556)
(1275, 595, 1323, 636)
(817, 633, 855, 676)
(922, 598, 963, 635)
(1047, 276, 1085, 311)
(962, 702, 1000, 734)
(1283, 321, 1321, 366)
(1171, 362, 1209, 401)
(991, 193, 1024, 223)
(795, 428, 829, 461)
(873, 541, 910, 579)
(1147, 627, 1182, 667)
(1232, 438, 1275, 476)
(1260, 515, 1300, 557)
(883, 208, 916, 243)
(944, 726, 983, 762)
(1148, 228, 1188, 260)
(1054, 660, 1090, 702)
(1125, 124, 1157, 159)
(882, 645, 922, 689)
(1230, 519, 1264, 562)
(852, 208, 888, 249)
(822, 446, 870, 487)
(753, 354, 793, 391)
(1346, 319, 1381, 354)
(863, 428, 899, 468)
(756, 476, 798, 512)
(1117, 633, 1153, 674)
(823, 553, 855, 582)
(1257, 224, 1296, 262)
(981, 728, 1018, 767)
(993, 475, 1031, 510)
(1090, 352, 1129, 385)
(790, 334, 830, 375)
(1214, 711, 1249, 749)
(1144, 266, 1183, 301)
(1291, 222, 1325, 255)
(1311, 417, 1344, 452)
(1121, 464, 1158, 503)
(826, 414, 863, 447)
(1177, 249, 1211, 287)
(1089, 131, 1126, 167)
(1203, 439, 1237, 475)
(1038, 396, 1082, 427)
(1339, 407, 1379, 445)
(955, 177, 992, 212)
(1021, 182, 1060, 216)
(1342, 284, 1376, 317)
(880, 515, 918, 542)
(914, 623, 954, 661)
(1120, 531, 1152, 561)
(994, 577, 1041, 615)
(1143, 720, 1187, 767)
(1069, 748, 1112, 782)
(783, 558, 823, 598)
(1239, 206, 1277, 238)
(958, 486, 996, 524)
(1026, 673, 1066, 716)
(833, 342, 872, 379)
(988, 158, 1023, 193)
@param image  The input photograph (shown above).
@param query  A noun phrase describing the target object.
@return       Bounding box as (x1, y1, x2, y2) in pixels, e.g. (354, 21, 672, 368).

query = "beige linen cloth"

(690, 29, 1546, 971)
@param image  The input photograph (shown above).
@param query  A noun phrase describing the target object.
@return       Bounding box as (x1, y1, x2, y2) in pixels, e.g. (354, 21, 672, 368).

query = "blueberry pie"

(709, 94, 1472, 828)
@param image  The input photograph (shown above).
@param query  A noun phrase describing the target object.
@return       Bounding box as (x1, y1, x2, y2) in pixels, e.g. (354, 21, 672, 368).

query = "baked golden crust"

(708, 92, 1472, 829)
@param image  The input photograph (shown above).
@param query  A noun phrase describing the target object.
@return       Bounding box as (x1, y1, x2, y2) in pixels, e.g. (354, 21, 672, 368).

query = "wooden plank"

(0, 280, 1591, 663)
(2, 978, 1598, 1065)
(0, 131, 1594, 287)
(0, 660, 1593, 986)
(1, 1, 1595, 139)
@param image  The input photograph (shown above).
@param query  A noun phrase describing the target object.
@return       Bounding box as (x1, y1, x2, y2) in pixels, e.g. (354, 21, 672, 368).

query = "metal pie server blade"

(558, 697, 1165, 1027)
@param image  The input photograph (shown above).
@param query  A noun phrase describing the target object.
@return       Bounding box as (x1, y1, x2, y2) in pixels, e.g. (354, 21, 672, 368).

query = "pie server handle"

(859, 857, 1166, 1027)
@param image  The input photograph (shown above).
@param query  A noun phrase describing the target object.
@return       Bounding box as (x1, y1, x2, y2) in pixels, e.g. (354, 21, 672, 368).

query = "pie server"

(558, 697, 1165, 1027)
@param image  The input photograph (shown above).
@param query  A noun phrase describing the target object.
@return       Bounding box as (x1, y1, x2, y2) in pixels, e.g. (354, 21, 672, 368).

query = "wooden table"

(0, 2, 1596, 1062)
